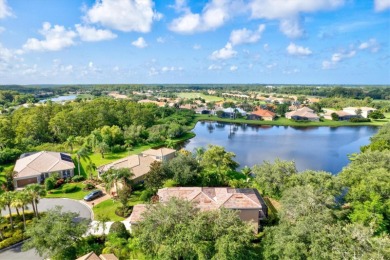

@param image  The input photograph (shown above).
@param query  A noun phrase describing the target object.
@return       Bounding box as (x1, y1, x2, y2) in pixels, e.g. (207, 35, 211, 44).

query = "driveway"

(0, 198, 92, 260)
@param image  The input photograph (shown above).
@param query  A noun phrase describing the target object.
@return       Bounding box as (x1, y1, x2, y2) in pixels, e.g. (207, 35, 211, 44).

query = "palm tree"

(25, 184, 46, 218)
(64, 135, 75, 153)
(241, 166, 252, 182)
(115, 168, 134, 189)
(76, 146, 90, 176)
(0, 191, 15, 230)
(165, 138, 175, 149)
(86, 162, 97, 180)
(96, 142, 109, 159)
(101, 168, 134, 195)
(193, 147, 205, 163)
(12, 191, 31, 230)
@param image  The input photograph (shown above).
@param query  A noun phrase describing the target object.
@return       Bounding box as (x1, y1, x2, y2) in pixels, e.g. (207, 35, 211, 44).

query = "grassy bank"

(194, 114, 390, 127)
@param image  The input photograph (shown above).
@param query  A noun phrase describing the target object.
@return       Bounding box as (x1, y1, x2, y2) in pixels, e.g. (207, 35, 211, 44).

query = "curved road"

(0, 198, 92, 260)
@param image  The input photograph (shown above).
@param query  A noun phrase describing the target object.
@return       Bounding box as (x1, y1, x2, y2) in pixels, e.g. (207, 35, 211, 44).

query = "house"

(194, 107, 211, 114)
(98, 148, 176, 183)
(248, 108, 276, 121)
(141, 148, 176, 161)
(221, 107, 247, 118)
(130, 187, 268, 232)
(343, 107, 376, 118)
(285, 107, 319, 121)
(13, 151, 75, 188)
(323, 110, 357, 121)
(76, 252, 118, 260)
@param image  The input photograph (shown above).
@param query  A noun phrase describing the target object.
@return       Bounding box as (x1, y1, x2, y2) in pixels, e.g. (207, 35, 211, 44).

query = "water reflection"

(184, 122, 378, 174)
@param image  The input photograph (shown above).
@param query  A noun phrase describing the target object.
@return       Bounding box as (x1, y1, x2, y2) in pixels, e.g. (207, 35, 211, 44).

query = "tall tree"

(64, 135, 75, 153)
(85, 162, 97, 180)
(75, 146, 90, 176)
(25, 184, 46, 218)
(23, 206, 89, 260)
(200, 145, 239, 178)
(0, 191, 15, 229)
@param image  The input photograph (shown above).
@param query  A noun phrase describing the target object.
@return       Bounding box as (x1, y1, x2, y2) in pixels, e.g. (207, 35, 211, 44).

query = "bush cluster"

(0, 230, 24, 249)
(349, 118, 371, 122)
(72, 175, 85, 182)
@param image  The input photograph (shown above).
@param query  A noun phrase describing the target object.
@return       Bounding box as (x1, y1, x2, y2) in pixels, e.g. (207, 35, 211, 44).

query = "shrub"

(63, 184, 79, 193)
(45, 177, 56, 191)
(72, 175, 85, 182)
(140, 189, 154, 201)
(110, 144, 126, 153)
(0, 229, 24, 249)
(55, 178, 65, 188)
(109, 221, 129, 239)
(115, 206, 132, 218)
(0, 148, 22, 165)
(349, 118, 371, 122)
(84, 183, 95, 190)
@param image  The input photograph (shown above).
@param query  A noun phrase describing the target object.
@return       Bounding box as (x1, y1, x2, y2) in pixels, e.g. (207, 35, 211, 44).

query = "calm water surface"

(39, 95, 77, 103)
(183, 121, 378, 174)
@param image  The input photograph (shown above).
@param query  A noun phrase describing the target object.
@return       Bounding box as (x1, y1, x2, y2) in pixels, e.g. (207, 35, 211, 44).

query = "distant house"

(249, 108, 276, 121)
(221, 107, 247, 118)
(194, 107, 211, 114)
(13, 151, 75, 188)
(343, 107, 376, 118)
(76, 252, 118, 260)
(141, 148, 176, 162)
(130, 187, 268, 232)
(323, 110, 357, 121)
(285, 107, 319, 121)
(98, 148, 176, 183)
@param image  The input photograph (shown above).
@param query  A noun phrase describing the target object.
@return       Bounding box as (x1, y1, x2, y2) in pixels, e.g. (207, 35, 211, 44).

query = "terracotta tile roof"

(14, 151, 75, 178)
(129, 204, 148, 223)
(100, 254, 119, 260)
(76, 252, 101, 260)
(251, 108, 276, 117)
(158, 187, 263, 210)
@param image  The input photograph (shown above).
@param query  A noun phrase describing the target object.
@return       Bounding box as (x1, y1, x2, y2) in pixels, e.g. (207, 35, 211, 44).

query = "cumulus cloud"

(358, 38, 380, 52)
(85, 0, 160, 33)
(132, 37, 148, 48)
(374, 0, 390, 11)
(249, 0, 345, 38)
(210, 43, 237, 60)
(229, 24, 265, 46)
(75, 24, 117, 42)
(322, 49, 356, 69)
(286, 43, 312, 56)
(0, 0, 12, 19)
(169, 0, 243, 34)
(230, 65, 238, 71)
(208, 64, 222, 70)
(161, 66, 183, 72)
(22, 22, 77, 52)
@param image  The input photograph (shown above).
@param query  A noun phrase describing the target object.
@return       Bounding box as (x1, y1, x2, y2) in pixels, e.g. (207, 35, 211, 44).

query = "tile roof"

(142, 148, 176, 157)
(158, 187, 263, 211)
(76, 252, 101, 260)
(14, 151, 75, 178)
(129, 204, 148, 223)
(251, 108, 276, 117)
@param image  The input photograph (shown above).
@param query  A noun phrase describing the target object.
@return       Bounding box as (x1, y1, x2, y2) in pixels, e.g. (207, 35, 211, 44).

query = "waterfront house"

(221, 107, 247, 118)
(248, 108, 276, 121)
(285, 107, 319, 121)
(343, 107, 376, 118)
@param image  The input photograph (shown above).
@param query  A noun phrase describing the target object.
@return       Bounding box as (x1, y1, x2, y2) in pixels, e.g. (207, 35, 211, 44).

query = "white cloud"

(169, 0, 242, 34)
(132, 37, 148, 48)
(149, 67, 159, 76)
(193, 44, 201, 50)
(156, 37, 165, 43)
(229, 24, 265, 46)
(208, 64, 222, 70)
(322, 49, 356, 69)
(230, 65, 238, 71)
(358, 38, 380, 52)
(86, 0, 160, 33)
(75, 24, 117, 42)
(161, 66, 183, 72)
(279, 18, 304, 38)
(22, 22, 77, 52)
(210, 43, 237, 60)
(286, 43, 312, 56)
(375, 0, 390, 11)
(0, 43, 18, 63)
(249, 0, 345, 38)
(0, 0, 12, 19)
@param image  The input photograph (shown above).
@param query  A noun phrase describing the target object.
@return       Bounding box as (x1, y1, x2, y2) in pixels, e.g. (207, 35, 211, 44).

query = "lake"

(39, 95, 77, 103)
(183, 121, 378, 174)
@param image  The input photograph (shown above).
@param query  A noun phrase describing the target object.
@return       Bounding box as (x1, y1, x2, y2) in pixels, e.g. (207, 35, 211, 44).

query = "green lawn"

(177, 92, 225, 102)
(195, 114, 390, 127)
(45, 183, 91, 200)
(93, 190, 145, 221)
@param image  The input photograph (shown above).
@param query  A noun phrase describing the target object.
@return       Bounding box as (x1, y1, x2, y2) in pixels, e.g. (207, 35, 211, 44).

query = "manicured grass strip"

(195, 114, 390, 127)
(93, 199, 124, 221)
(45, 183, 91, 200)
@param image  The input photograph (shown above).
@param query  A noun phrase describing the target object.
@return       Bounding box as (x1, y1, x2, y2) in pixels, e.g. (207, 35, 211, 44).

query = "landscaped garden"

(0, 212, 34, 250)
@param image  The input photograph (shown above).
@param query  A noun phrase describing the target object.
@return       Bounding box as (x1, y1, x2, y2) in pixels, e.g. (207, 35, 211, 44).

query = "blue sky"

(0, 0, 389, 85)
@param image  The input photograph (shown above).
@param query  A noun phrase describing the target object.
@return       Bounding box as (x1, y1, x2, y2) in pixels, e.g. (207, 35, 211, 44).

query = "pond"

(39, 95, 77, 103)
(183, 121, 378, 174)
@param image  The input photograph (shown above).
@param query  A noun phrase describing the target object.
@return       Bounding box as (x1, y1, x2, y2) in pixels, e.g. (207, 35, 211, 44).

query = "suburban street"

(0, 198, 92, 260)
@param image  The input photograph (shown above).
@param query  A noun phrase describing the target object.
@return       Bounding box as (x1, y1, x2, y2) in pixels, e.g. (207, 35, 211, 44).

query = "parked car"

(84, 190, 103, 201)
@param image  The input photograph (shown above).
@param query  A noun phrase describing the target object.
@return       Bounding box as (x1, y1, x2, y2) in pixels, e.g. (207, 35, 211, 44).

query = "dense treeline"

(0, 90, 37, 108)
(0, 98, 194, 164)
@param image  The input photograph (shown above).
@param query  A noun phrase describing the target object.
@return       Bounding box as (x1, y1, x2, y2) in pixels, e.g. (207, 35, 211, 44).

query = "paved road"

(0, 198, 92, 260)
